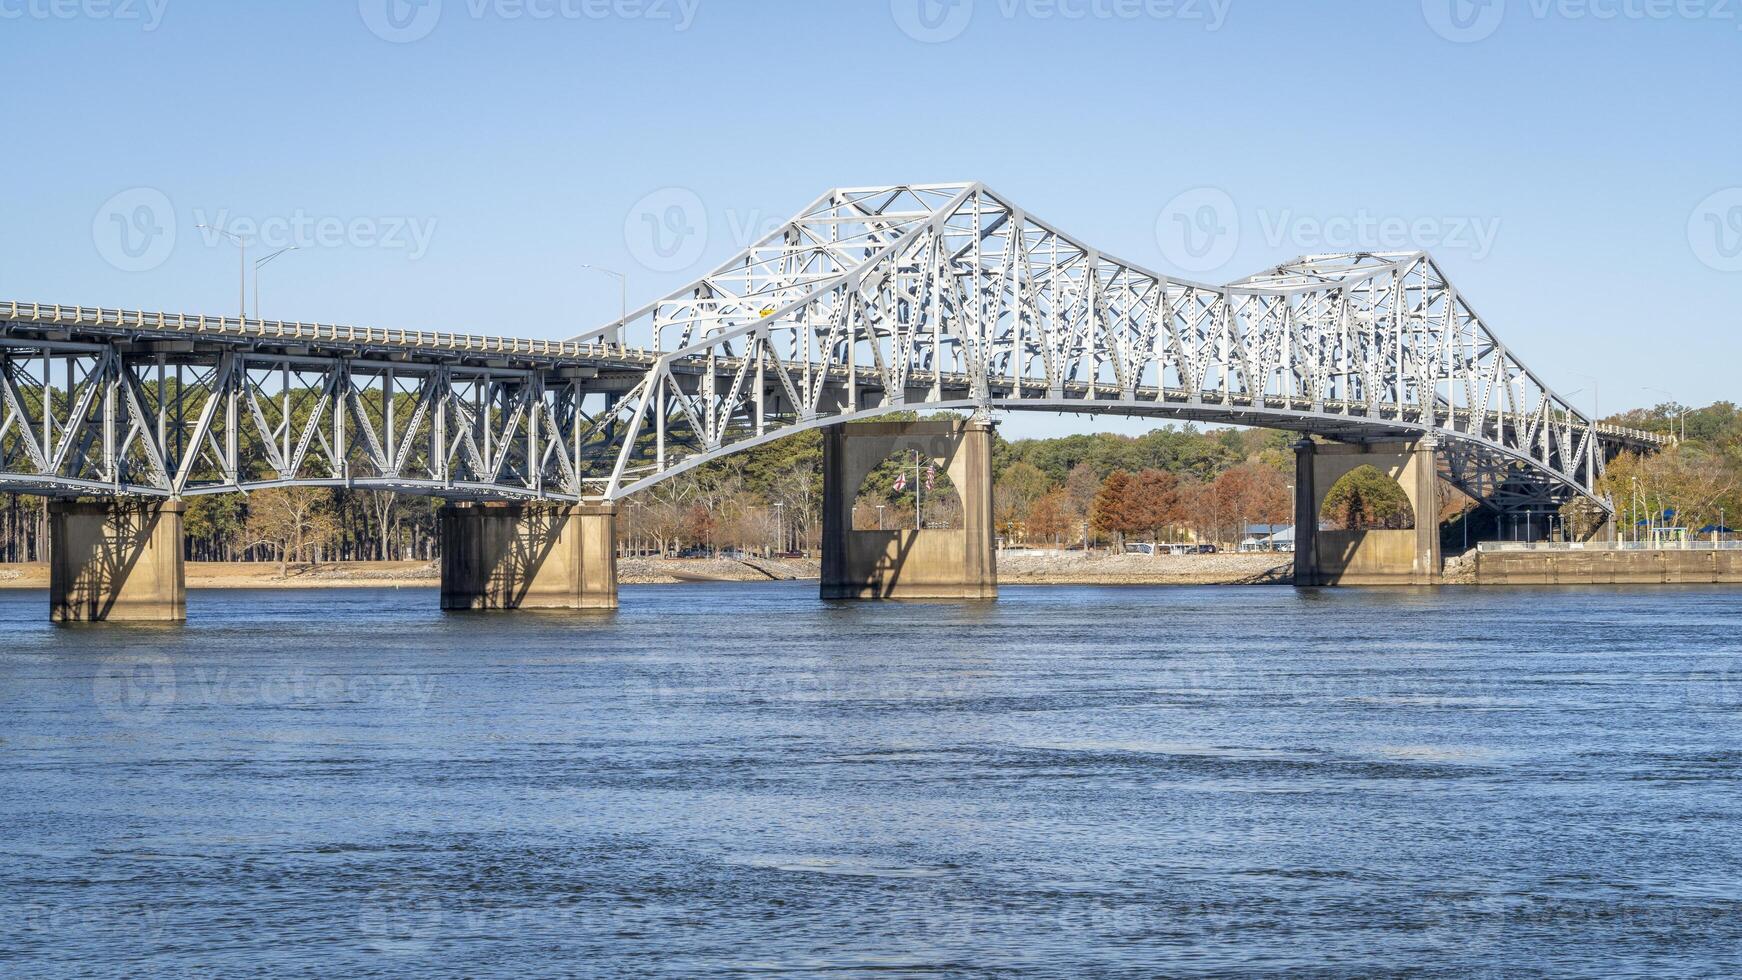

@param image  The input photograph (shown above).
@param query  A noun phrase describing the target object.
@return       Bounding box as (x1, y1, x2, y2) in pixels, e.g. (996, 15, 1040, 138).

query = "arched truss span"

(576, 183, 1657, 511)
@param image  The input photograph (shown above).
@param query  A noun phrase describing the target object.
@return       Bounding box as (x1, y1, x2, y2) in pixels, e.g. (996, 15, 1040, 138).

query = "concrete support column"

(820, 424, 851, 594)
(820, 418, 997, 600)
(959, 418, 998, 596)
(440, 501, 617, 611)
(1295, 437, 1442, 586)
(49, 498, 186, 623)
(1411, 437, 1442, 582)
(1292, 439, 1318, 587)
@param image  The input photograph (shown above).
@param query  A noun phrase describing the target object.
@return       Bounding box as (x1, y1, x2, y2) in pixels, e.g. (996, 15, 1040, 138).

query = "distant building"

(1240, 524, 1294, 553)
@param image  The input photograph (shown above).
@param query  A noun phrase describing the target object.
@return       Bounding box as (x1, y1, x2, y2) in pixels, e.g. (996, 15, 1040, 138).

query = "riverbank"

(0, 552, 1293, 588)
(998, 551, 1290, 585)
(0, 561, 439, 590)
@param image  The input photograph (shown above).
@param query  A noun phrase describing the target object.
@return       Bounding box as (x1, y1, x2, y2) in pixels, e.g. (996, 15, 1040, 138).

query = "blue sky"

(4, 0, 1738, 438)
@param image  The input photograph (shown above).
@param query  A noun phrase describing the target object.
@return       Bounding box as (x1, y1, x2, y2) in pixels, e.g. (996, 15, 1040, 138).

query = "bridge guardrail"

(0, 301, 667, 364)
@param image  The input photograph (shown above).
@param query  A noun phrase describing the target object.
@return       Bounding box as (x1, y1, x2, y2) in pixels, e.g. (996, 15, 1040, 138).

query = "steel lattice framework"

(0, 182, 1661, 512)
(576, 182, 1658, 511)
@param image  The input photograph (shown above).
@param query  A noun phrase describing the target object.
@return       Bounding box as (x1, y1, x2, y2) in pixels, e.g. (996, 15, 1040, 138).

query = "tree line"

(1579, 401, 1742, 538)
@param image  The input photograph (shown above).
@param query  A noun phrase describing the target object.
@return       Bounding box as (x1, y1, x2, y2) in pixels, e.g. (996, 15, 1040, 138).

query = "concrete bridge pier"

(48, 498, 187, 623)
(440, 501, 618, 611)
(1293, 437, 1442, 586)
(821, 418, 997, 600)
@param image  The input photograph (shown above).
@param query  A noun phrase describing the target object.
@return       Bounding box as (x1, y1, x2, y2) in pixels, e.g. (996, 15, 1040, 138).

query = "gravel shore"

(998, 551, 1291, 585)
(0, 552, 1290, 589)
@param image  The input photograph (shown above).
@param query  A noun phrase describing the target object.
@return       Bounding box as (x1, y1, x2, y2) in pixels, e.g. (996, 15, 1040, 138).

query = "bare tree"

(244, 487, 339, 576)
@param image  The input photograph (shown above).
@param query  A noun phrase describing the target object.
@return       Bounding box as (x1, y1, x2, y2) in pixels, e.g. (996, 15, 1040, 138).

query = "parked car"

(1196, 544, 1218, 554)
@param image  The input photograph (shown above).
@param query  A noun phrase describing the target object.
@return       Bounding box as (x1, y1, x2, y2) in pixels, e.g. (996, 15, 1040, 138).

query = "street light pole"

(197, 224, 247, 319)
(1642, 387, 1686, 442)
(1566, 373, 1599, 423)
(580, 264, 628, 351)
(253, 247, 299, 321)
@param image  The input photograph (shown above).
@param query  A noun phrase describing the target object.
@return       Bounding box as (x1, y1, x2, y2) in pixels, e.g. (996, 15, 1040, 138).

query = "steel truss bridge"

(0, 182, 1662, 516)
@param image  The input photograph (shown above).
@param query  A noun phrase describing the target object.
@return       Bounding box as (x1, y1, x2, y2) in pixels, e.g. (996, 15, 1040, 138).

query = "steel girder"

(0, 337, 635, 501)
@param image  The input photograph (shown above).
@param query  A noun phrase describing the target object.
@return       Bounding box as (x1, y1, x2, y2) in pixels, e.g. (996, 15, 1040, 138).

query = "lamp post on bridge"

(580, 264, 628, 351)
(1641, 387, 1687, 443)
(253, 247, 299, 321)
(1564, 379, 1599, 424)
(197, 224, 248, 320)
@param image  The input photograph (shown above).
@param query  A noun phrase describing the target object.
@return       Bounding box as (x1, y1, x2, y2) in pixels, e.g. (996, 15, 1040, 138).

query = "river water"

(2, 583, 1740, 977)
